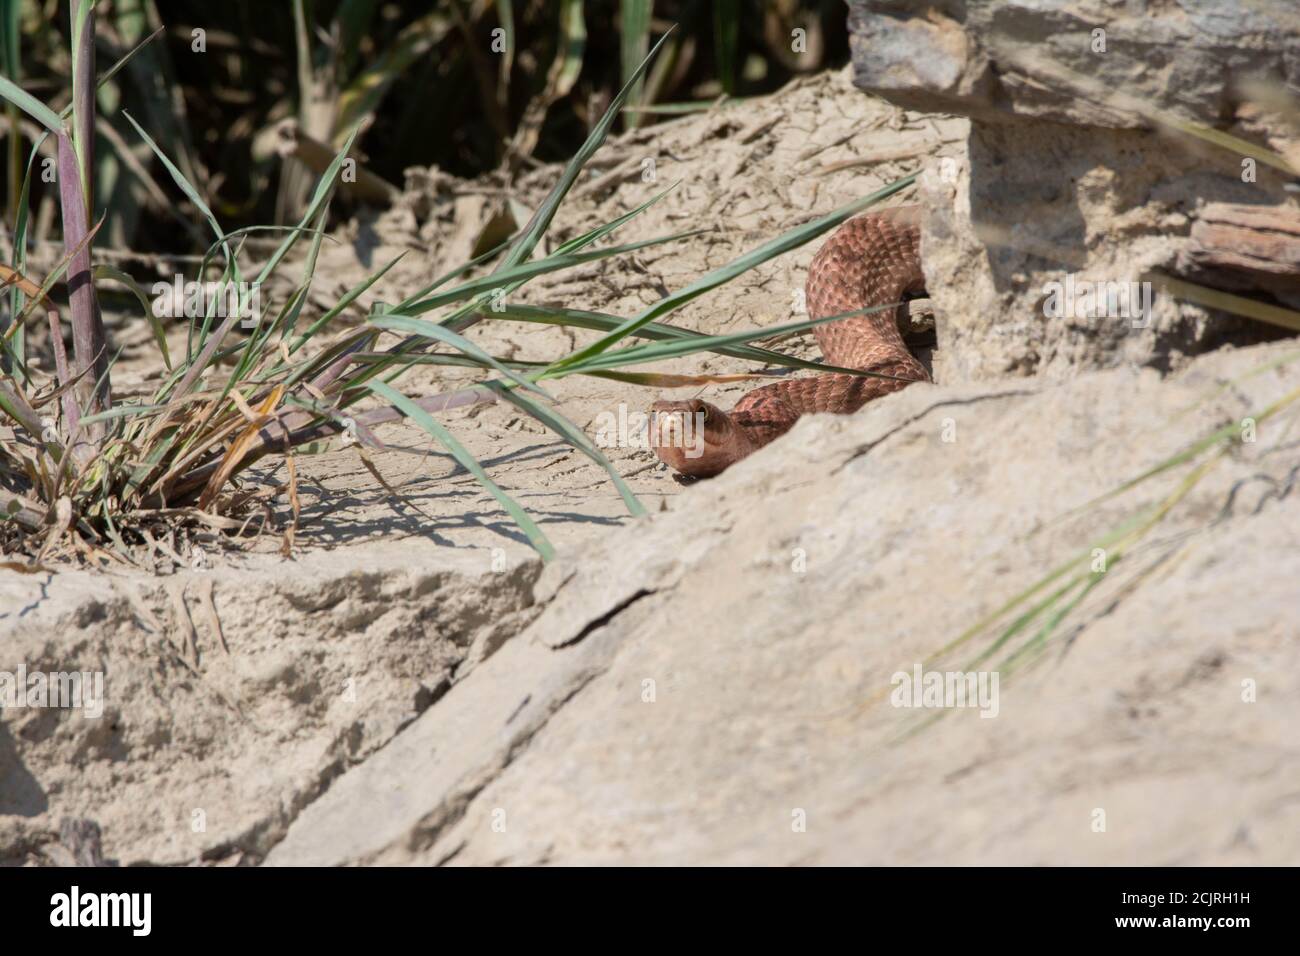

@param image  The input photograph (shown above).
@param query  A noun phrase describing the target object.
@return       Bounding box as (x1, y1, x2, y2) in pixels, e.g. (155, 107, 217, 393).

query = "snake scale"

(651, 205, 930, 477)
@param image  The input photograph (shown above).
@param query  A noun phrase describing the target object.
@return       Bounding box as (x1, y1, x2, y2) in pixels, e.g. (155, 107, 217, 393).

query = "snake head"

(649, 398, 748, 478)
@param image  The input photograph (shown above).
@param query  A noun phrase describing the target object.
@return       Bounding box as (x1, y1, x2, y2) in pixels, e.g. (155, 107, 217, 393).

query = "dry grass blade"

(197, 385, 285, 511)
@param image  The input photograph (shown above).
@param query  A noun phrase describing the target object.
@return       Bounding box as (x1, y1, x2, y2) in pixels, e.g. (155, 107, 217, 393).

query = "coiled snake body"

(651, 206, 930, 477)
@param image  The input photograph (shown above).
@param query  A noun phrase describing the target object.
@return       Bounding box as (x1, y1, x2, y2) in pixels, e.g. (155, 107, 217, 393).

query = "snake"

(650, 206, 930, 477)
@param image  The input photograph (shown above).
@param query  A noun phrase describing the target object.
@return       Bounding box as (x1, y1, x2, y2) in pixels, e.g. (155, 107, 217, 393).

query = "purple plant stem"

(45, 302, 80, 438)
(72, 6, 95, 210)
(56, 132, 109, 452)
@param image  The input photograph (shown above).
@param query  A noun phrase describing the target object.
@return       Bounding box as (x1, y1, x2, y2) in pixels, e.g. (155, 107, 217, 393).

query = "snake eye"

(698, 404, 710, 422)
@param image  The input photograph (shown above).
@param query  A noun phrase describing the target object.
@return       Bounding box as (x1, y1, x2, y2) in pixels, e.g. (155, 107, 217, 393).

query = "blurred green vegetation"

(1, 0, 847, 256)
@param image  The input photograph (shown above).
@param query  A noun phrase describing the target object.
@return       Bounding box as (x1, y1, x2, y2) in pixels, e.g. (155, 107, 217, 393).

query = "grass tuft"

(0, 14, 915, 565)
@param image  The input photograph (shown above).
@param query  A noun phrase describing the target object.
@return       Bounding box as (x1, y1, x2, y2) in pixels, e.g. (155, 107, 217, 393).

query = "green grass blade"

(69, 0, 96, 206)
(393, 233, 519, 314)
(291, 251, 407, 353)
(93, 264, 171, 370)
(1000, 572, 1106, 674)
(404, 228, 701, 316)
(122, 108, 231, 260)
(8, 131, 53, 383)
(549, 172, 918, 371)
(0, 72, 63, 132)
(250, 124, 362, 287)
(620, 0, 652, 128)
(492, 26, 677, 277)
(425, 181, 679, 331)
(365, 380, 555, 561)
(481, 381, 646, 518)
(549, 303, 907, 377)
(370, 314, 553, 399)
(63, 24, 164, 113)
(1063, 383, 1300, 519)
(77, 403, 167, 427)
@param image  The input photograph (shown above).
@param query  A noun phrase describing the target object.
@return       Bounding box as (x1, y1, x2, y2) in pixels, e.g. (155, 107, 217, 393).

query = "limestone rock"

(848, 0, 1300, 130)
(267, 340, 1300, 866)
(850, 1, 1300, 384)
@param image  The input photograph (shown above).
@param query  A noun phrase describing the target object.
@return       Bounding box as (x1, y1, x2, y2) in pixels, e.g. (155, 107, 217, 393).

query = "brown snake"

(650, 206, 930, 477)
